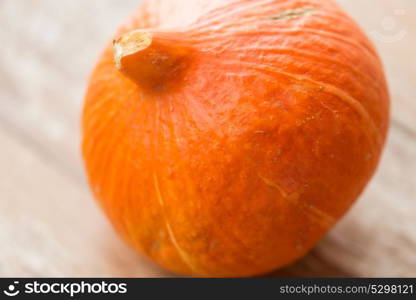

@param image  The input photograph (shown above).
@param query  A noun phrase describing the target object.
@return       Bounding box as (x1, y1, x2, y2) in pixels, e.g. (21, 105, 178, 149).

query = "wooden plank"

(0, 0, 414, 277)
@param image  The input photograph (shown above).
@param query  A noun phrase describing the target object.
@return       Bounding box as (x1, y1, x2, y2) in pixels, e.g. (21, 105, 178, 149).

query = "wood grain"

(0, 0, 415, 277)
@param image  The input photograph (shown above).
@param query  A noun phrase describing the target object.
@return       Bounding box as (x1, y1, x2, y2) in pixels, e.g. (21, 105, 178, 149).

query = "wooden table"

(0, 0, 415, 277)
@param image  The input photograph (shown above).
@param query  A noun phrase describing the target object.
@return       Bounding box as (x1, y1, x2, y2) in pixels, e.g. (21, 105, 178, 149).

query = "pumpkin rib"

(191, 4, 356, 39)
(269, 68, 382, 150)
(258, 175, 336, 229)
(84, 88, 145, 217)
(113, 122, 143, 235)
(189, 0, 336, 32)
(152, 95, 208, 275)
(157, 98, 207, 274)
(189, 1, 375, 59)
(303, 204, 336, 228)
(118, 148, 143, 254)
(162, 95, 272, 275)
(192, 7, 315, 31)
(83, 109, 121, 197)
(221, 47, 382, 91)
(162, 103, 258, 277)
(94, 116, 131, 214)
(121, 109, 158, 258)
(82, 68, 138, 128)
(152, 173, 202, 275)
(107, 135, 132, 222)
(220, 60, 382, 148)
(258, 174, 290, 198)
(190, 0, 277, 28)
(193, 28, 378, 64)
(83, 105, 119, 146)
(82, 84, 132, 180)
(204, 7, 356, 29)
(196, 57, 382, 148)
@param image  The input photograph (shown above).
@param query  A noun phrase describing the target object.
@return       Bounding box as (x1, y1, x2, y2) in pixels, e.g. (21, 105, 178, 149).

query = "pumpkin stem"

(113, 30, 191, 91)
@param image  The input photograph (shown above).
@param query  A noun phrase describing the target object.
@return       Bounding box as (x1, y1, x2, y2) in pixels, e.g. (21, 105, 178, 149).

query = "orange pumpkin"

(82, 0, 389, 277)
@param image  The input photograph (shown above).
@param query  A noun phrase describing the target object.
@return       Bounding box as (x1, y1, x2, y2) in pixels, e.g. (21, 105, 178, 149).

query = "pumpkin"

(82, 0, 389, 277)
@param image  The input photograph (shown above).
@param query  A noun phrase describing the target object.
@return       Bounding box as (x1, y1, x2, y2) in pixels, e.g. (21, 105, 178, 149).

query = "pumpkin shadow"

(262, 204, 375, 278)
(263, 248, 355, 278)
(262, 223, 366, 278)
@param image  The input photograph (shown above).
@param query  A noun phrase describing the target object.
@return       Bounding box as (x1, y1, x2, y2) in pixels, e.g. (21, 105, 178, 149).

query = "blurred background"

(0, 0, 414, 277)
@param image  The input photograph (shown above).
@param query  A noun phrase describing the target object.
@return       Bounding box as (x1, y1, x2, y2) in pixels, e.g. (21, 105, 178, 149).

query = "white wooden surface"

(0, 0, 415, 277)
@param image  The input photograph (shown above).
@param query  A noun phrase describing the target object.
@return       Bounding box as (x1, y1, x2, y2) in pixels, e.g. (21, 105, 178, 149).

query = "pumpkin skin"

(82, 0, 389, 277)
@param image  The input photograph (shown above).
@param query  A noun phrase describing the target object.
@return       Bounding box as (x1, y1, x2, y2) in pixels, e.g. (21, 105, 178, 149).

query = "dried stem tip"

(113, 30, 191, 91)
